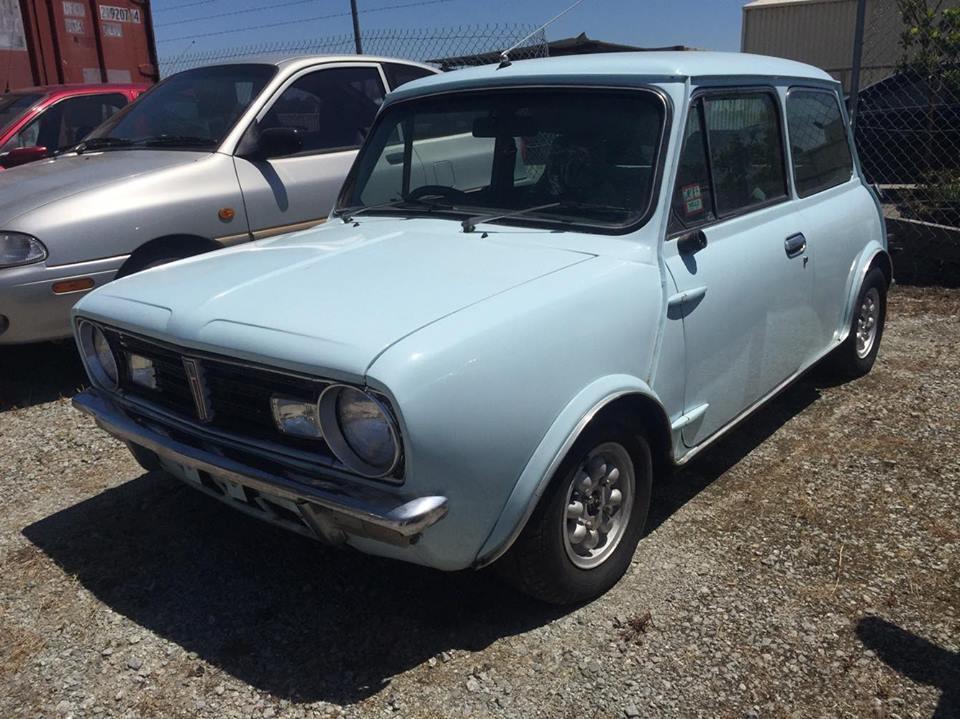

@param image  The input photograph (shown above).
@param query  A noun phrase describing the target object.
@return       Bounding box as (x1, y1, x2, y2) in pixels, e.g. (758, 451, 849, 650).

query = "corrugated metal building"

(742, 0, 959, 91)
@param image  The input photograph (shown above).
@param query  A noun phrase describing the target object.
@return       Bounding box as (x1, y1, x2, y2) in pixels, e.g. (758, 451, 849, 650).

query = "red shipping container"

(1, 0, 157, 91)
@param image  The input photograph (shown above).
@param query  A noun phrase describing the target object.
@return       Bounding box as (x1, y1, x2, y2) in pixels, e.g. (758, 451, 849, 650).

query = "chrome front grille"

(100, 327, 351, 464)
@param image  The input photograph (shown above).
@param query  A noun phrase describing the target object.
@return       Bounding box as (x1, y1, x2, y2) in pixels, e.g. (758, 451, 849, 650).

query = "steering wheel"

(407, 185, 471, 204)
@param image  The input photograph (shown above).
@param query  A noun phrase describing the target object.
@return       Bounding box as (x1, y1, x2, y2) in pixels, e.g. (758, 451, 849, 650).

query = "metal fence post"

(848, 0, 867, 129)
(350, 0, 363, 54)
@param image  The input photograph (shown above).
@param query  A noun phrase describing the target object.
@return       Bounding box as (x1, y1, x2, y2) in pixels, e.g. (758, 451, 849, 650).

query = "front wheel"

(497, 421, 652, 604)
(826, 266, 888, 379)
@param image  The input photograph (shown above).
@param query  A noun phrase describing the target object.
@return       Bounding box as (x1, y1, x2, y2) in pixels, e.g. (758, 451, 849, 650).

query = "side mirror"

(677, 229, 707, 255)
(0, 146, 49, 169)
(255, 127, 302, 160)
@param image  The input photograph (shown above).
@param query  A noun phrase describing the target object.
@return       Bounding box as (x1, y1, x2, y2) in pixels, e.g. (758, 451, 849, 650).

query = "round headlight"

(0, 232, 47, 269)
(319, 384, 399, 478)
(78, 321, 119, 390)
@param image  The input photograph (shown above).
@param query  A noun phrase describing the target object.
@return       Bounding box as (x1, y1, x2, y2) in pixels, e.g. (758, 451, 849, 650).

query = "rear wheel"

(498, 421, 652, 604)
(826, 267, 887, 379)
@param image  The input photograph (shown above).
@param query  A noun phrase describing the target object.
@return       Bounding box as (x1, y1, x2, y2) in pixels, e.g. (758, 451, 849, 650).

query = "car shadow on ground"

(856, 616, 959, 718)
(647, 374, 824, 532)
(0, 341, 88, 411)
(22, 372, 830, 704)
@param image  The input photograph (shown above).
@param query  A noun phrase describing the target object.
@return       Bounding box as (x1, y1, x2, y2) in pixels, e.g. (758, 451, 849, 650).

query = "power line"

(156, 0, 318, 28)
(157, 0, 454, 44)
(155, 0, 219, 13)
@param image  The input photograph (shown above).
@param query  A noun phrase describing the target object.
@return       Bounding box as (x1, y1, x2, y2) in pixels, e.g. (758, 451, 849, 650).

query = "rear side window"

(703, 93, 788, 215)
(383, 63, 435, 90)
(786, 90, 854, 197)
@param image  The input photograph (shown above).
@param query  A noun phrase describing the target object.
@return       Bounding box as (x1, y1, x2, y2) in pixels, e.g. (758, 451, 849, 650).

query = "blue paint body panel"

(72, 52, 887, 571)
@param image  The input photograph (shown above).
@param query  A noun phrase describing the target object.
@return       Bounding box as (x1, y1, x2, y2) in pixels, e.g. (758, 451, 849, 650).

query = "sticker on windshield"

(682, 183, 703, 215)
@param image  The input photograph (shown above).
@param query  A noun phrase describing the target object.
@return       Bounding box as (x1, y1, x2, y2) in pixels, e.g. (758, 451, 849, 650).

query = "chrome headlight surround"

(77, 320, 120, 391)
(318, 384, 401, 478)
(0, 232, 47, 269)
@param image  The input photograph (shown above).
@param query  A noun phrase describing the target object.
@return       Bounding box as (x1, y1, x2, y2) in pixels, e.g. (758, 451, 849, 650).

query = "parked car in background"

(71, 52, 891, 603)
(855, 69, 960, 185)
(0, 56, 437, 345)
(0, 84, 147, 169)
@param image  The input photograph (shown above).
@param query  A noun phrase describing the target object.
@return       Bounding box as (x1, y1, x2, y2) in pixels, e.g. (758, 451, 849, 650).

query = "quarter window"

(260, 66, 385, 153)
(383, 63, 435, 90)
(703, 93, 788, 216)
(786, 90, 854, 197)
(669, 101, 715, 233)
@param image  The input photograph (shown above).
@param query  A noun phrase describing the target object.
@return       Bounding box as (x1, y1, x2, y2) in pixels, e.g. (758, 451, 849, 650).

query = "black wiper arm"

(461, 202, 561, 233)
(71, 137, 133, 155)
(338, 194, 449, 223)
(133, 135, 217, 148)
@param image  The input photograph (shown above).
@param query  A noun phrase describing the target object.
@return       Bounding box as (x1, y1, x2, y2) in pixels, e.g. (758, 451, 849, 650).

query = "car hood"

(0, 150, 207, 225)
(78, 219, 595, 378)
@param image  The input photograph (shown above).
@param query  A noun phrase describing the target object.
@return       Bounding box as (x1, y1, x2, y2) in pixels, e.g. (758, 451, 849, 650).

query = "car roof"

(387, 51, 836, 101)
(13, 83, 150, 96)
(194, 54, 437, 74)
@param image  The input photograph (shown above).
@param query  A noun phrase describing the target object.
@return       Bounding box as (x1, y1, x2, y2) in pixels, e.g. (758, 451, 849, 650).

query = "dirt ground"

(0, 286, 957, 719)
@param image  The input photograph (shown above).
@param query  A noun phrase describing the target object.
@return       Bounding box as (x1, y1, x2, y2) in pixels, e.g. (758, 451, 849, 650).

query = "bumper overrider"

(72, 390, 449, 547)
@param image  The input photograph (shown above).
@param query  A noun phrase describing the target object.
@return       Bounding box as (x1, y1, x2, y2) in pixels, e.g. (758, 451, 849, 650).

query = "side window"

(669, 100, 716, 233)
(383, 63, 435, 90)
(703, 93, 787, 216)
(786, 90, 854, 197)
(260, 66, 385, 154)
(53, 94, 127, 150)
(1, 93, 126, 152)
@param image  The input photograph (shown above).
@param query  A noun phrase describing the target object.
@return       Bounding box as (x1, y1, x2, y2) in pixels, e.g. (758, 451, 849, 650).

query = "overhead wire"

(157, 0, 454, 44)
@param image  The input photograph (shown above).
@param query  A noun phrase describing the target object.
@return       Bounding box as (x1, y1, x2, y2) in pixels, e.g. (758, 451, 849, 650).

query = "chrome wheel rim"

(856, 287, 881, 359)
(562, 442, 634, 570)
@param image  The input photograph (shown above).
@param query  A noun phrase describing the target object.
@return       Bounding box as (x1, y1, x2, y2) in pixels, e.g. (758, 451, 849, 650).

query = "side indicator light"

(218, 207, 236, 221)
(52, 278, 95, 294)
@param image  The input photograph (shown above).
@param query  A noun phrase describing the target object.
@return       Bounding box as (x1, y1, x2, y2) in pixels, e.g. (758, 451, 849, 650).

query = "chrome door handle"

(785, 233, 807, 258)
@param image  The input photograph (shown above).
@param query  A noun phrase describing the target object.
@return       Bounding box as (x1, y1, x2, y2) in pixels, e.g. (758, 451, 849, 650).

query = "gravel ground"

(0, 286, 957, 719)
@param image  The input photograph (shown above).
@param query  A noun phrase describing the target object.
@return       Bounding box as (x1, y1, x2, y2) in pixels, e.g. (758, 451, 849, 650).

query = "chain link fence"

(852, 0, 960, 283)
(159, 23, 548, 77)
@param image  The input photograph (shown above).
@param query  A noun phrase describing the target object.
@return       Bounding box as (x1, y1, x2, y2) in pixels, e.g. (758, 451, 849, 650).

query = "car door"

(664, 88, 815, 448)
(785, 87, 877, 349)
(233, 63, 388, 239)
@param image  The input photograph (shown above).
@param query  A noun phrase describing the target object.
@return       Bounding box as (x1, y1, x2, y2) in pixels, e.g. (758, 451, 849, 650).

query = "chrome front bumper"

(72, 390, 448, 547)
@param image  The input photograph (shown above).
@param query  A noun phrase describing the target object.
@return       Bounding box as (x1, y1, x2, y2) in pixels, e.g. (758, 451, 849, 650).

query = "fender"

(837, 242, 892, 344)
(473, 374, 666, 567)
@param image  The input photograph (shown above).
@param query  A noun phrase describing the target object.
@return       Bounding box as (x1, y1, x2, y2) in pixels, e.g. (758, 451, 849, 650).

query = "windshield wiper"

(133, 135, 217, 148)
(338, 194, 451, 223)
(71, 137, 133, 155)
(461, 202, 561, 233)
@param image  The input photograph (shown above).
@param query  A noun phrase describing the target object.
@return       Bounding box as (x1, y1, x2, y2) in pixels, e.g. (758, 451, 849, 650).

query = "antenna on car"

(498, 0, 589, 69)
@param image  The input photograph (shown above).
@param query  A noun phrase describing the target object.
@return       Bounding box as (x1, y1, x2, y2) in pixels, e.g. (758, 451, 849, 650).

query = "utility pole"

(350, 0, 363, 54)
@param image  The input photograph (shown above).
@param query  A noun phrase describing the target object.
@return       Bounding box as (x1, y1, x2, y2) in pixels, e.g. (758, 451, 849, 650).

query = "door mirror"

(255, 127, 302, 159)
(677, 229, 707, 255)
(0, 146, 49, 169)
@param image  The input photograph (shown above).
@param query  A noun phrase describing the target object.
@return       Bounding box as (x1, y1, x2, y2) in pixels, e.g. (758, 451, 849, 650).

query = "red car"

(0, 84, 148, 170)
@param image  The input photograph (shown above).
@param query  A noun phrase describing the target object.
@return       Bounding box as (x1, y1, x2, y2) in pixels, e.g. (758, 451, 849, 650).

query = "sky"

(151, 0, 749, 63)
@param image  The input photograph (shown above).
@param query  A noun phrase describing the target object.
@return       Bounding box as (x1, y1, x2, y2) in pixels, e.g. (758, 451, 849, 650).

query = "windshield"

(0, 93, 43, 135)
(339, 88, 666, 231)
(86, 64, 277, 149)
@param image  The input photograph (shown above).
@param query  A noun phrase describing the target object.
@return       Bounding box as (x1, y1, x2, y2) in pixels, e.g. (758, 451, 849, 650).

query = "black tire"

(116, 246, 207, 279)
(497, 421, 653, 605)
(826, 267, 887, 379)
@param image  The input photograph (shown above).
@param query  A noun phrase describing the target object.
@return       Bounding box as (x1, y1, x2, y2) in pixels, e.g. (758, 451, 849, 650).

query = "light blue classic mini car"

(71, 52, 891, 603)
